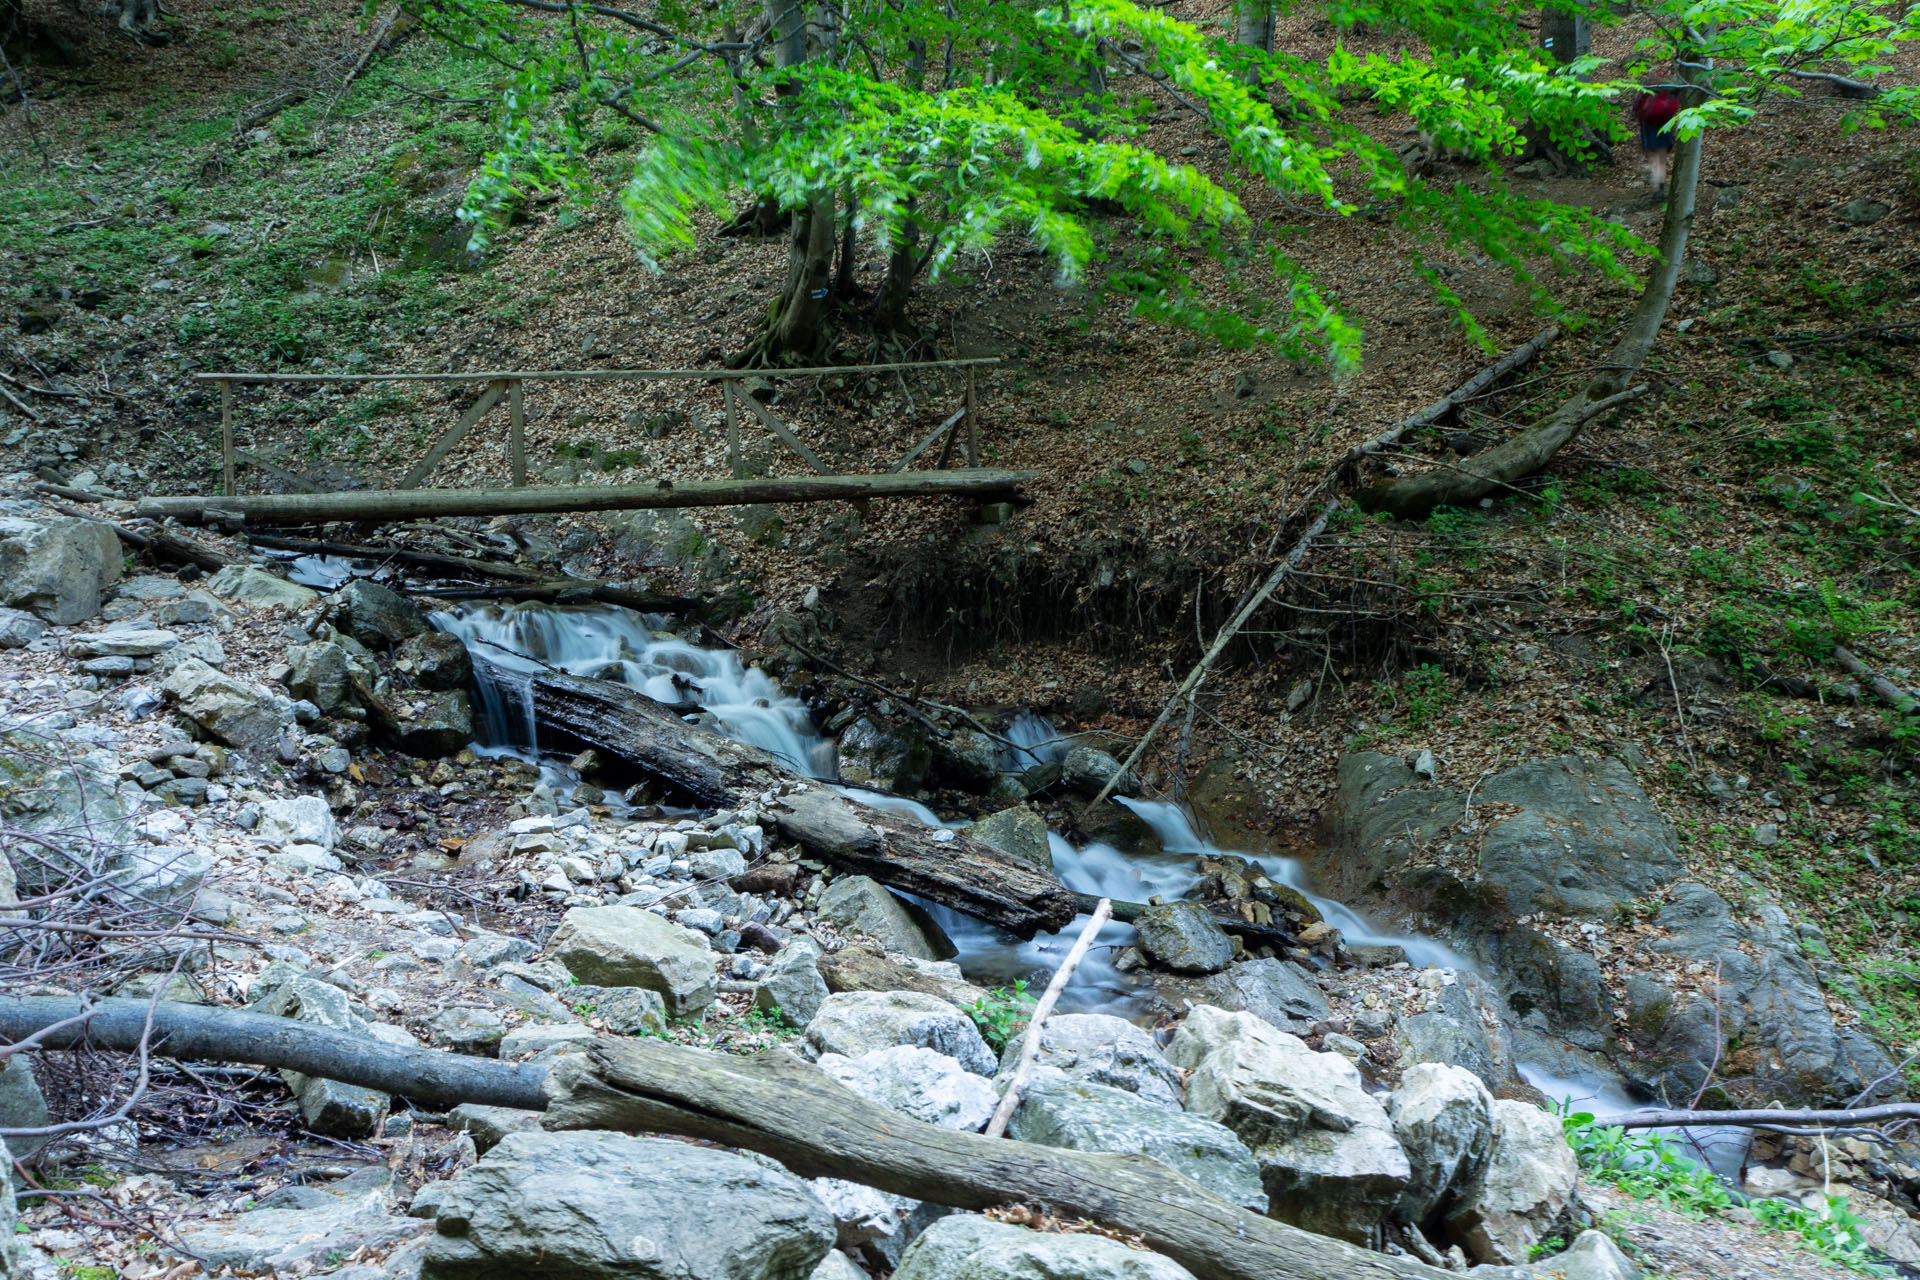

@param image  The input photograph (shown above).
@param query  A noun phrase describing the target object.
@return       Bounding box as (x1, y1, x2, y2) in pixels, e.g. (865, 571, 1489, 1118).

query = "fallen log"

(1834, 646, 1920, 716)
(134, 469, 1038, 526)
(1598, 1102, 1920, 1130)
(248, 533, 696, 614)
(0, 997, 546, 1111)
(487, 659, 1079, 937)
(545, 1036, 1457, 1280)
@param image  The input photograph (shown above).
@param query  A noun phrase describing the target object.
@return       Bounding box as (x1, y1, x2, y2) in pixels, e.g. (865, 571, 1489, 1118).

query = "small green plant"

(966, 980, 1036, 1053)
(1526, 1235, 1566, 1261)
(1751, 1194, 1889, 1273)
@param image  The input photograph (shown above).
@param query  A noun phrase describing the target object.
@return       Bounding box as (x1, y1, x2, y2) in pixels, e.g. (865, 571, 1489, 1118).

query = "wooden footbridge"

(135, 357, 1034, 525)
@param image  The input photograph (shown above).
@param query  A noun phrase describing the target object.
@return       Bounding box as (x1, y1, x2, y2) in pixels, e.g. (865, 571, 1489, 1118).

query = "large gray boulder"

(1009, 1077, 1265, 1209)
(397, 631, 473, 691)
(1444, 1099, 1579, 1265)
(834, 718, 926, 792)
(548, 906, 717, 1017)
(1167, 1006, 1409, 1243)
(818, 1047, 997, 1131)
(805, 991, 994, 1075)
(364, 686, 475, 759)
(965, 807, 1052, 872)
(816, 875, 951, 960)
(0, 516, 121, 623)
(0, 1058, 49, 1158)
(894, 1215, 1195, 1280)
(161, 658, 292, 750)
(333, 579, 429, 648)
(994, 1013, 1183, 1110)
(420, 1131, 833, 1280)
(1388, 1063, 1493, 1227)
(1134, 901, 1233, 974)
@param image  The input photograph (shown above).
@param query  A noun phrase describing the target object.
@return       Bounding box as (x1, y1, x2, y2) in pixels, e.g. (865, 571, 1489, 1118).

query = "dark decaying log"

(134, 469, 1037, 526)
(0, 998, 547, 1110)
(545, 1037, 1458, 1280)
(490, 659, 1079, 937)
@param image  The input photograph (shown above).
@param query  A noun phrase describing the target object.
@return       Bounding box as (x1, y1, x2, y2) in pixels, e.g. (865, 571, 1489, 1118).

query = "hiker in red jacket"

(1633, 89, 1684, 196)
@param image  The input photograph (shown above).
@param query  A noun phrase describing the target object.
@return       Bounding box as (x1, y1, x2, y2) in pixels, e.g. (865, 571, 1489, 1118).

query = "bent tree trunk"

(1358, 117, 1704, 519)
(545, 1038, 1457, 1280)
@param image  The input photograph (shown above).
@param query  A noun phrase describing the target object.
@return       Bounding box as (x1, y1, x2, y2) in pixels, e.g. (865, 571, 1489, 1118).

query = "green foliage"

(1560, 1107, 1890, 1273)
(966, 979, 1036, 1053)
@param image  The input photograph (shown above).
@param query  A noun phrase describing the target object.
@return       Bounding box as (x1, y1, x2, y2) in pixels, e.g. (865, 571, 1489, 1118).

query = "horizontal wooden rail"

(193, 358, 1000, 386)
(137, 469, 1037, 525)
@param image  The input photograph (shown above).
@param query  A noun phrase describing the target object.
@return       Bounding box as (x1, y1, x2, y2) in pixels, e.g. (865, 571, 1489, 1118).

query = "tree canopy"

(395, 0, 1915, 366)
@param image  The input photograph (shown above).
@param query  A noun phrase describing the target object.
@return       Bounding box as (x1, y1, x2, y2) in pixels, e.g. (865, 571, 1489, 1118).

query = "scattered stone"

(1839, 196, 1891, 226)
(459, 934, 536, 968)
(1010, 1077, 1265, 1209)
(397, 631, 473, 691)
(68, 628, 179, 659)
(498, 1023, 596, 1061)
(181, 1188, 428, 1274)
(257, 794, 341, 850)
(806, 991, 995, 1075)
(447, 1104, 545, 1154)
(0, 1058, 49, 1158)
(571, 985, 668, 1035)
(419, 1130, 833, 1280)
(893, 1215, 1196, 1280)
(0, 516, 122, 623)
(1523, 1229, 1640, 1280)
(1133, 901, 1233, 974)
(285, 640, 356, 713)
(0, 607, 47, 648)
(548, 905, 718, 1017)
(816, 875, 951, 961)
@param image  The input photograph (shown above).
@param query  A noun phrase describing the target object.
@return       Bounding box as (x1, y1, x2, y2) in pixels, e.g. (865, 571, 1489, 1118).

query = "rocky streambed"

(3, 509, 1920, 1279)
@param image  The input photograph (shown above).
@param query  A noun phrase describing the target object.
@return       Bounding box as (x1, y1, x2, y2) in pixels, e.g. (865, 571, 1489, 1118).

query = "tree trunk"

(1539, 9, 1590, 63)
(133, 468, 1037, 526)
(872, 215, 919, 331)
(0, 998, 548, 1110)
(1356, 118, 1703, 519)
(487, 660, 1082, 936)
(1234, 0, 1273, 51)
(544, 1039, 1460, 1280)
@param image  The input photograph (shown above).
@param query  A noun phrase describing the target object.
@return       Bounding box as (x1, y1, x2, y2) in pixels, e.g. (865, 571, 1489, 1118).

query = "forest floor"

(1, 0, 1919, 1274)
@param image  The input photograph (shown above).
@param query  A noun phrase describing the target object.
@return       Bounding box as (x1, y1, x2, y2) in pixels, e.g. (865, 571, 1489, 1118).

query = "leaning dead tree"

(1357, 99, 1705, 519)
(487, 658, 1080, 936)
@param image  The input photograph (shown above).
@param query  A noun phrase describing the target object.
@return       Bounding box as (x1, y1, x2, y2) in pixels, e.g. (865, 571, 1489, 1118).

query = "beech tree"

(396, 0, 1911, 370)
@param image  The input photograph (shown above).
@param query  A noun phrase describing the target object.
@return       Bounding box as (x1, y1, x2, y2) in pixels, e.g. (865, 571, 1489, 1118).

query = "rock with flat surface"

(183, 1188, 428, 1273)
(1445, 1098, 1579, 1265)
(1523, 1229, 1640, 1279)
(548, 905, 717, 1017)
(996, 1013, 1183, 1110)
(0, 516, 121, 623)
(1134, 901, 1233, 974)
(397, 631, 473, 691)
(420, 1131, 832, 1280)
(334, 580, 429, 647)
(816, 875, 951, 960)
(1009, 1077, 1265, 1209)
(206, 565, 321, 610)
(1167, 1005, 1409, 1243)
(893, 1215, 1195, 1280)
(1179, 958, 1331, 1031)
(806, 991, 994, 1075)
(1389, 1063, 1494, 1227)
(447, 1103, 544, 1153)
(756, 938, 829, 1028)
(67, 628, 178, 658)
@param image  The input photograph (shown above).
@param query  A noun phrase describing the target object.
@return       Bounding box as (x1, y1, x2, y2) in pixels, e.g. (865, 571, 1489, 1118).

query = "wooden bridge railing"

(195, 358, 1001, 497)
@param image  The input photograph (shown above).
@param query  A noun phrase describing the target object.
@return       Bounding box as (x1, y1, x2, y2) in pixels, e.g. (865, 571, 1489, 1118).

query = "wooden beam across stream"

(135, 468, 1036, 526)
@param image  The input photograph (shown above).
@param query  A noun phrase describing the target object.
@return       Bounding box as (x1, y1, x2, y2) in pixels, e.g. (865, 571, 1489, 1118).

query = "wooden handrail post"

(965, 366, 980, 467)
(724, 380, 742, 478)
(508, 378, 526, 487)
(220, 381, 235, 496)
